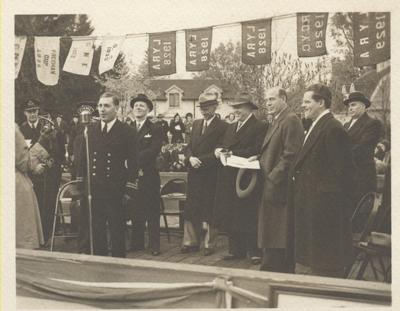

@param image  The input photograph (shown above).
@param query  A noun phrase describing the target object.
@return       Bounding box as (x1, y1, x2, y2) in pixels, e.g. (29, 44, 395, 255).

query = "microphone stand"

(82, 115, 94, 255)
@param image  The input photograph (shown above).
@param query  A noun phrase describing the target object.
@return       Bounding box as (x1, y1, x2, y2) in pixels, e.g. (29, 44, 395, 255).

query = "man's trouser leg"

(91, 197, 108, 256)
(260, 248, 287, 272)
(147, 196, 161, 253)
(182, 220, 201, 247)
(204, 223, 218, 249)
(105, 196, 126, 258)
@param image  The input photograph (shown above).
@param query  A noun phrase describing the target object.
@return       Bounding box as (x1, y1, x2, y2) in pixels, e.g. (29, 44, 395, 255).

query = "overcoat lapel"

(195, 117, 219, 146)
(261, 108, 289, 150)
(348, 113, 367, 136)
(294, 113, 332, 168)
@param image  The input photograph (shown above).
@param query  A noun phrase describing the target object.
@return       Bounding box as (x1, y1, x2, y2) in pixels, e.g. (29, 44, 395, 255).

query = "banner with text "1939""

(353, 12, 390, 67)
(297, 13, 328, 58)
(148, 31, 176, 76)
(241, 19, 272, 65)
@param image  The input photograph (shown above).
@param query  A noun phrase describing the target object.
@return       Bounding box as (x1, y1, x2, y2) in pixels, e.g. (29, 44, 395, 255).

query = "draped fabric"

(17, 254, 269, 309)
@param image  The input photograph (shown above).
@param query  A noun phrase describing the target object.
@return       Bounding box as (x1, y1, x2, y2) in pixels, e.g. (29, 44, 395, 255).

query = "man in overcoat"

(213, 93, 267, 262)
(343, 91, 382, 205)
(254, 87, 304, 272)
(289, 84, 355, 277)
(128, 94, 163, 256)
(77, 92, 138, 258)
(181, 93, 227, 256)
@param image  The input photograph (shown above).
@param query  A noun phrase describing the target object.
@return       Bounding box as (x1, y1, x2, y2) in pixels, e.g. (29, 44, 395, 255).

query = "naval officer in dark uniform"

(128, 94, 163, 256)
(77, 92, 138, 258)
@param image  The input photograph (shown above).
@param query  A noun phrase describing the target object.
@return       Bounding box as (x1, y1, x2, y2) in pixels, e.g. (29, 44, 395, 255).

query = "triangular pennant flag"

(63, 39, 94, 75)
(15, 36, 27, 79)
(341, 84, 347, 95)
(99, 37, 125, 75)
(349, 83, 356, 93)
(34, 36, 60, 86)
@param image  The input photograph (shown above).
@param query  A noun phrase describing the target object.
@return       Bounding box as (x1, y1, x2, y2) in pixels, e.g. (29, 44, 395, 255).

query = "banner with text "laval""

(15, 36, 27, 79)
(185, 27, 212, 71)
(99, 37, 125, 75)
(241, 19, 271, 65)
(63, 39, 94, 75)
(297, 13, 328, 57)
(34, 36, 60, 86)
(353, 12, 390, 67)
(148, 31, 176, 76)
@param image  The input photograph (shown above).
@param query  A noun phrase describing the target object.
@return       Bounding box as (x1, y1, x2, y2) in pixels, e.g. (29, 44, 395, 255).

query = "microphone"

(80, 109, 92, 125)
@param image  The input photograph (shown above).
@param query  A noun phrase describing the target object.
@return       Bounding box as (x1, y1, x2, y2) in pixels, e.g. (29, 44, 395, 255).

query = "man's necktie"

(102, 123, 108, 136)
(236, 121, 242, 132)
(202, 120, 207, 135)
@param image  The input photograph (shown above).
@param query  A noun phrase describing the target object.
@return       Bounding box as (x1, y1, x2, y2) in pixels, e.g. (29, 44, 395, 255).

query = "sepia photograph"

(2, 0, 397, 309)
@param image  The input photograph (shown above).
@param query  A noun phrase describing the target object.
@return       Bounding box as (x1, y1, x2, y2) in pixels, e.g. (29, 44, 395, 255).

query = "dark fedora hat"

(197, 92, 219, 107)
(343, 91, 371, 108)
(130, 93, 153, 112)
(230, 92, 258, 110)
(24, 99, 40, 111)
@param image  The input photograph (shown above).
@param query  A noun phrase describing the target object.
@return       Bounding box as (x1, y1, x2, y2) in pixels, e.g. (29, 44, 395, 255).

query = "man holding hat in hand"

(343, 91, 382, 205)
(128, 93, 163, 256)
(181, 92, 227, 256)
(213, 92, 267, 263)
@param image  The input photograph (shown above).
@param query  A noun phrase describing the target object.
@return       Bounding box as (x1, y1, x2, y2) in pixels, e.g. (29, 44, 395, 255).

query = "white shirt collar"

(274, 106, 287, 120)
(238, 113, 253, 126)
(135, 118, 146, 130)
(30, 119, 39, 128)
(204, 114, 217, 127)
(303, 109, 330, 145)
(101, 118, 117, 133)
(311, 109, 330, 128)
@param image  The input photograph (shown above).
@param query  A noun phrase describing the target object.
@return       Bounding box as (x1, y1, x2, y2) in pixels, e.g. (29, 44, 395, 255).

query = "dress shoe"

(222, 253, 245, 260)
(203, 248, 214, 256)
(130, 245, 145, 251)
(180, 245, 199, 253)
(151, 251, 160, 256)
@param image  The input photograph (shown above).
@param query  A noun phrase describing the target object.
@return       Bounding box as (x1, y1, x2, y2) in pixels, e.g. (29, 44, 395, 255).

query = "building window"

(169, 93, 180, 107)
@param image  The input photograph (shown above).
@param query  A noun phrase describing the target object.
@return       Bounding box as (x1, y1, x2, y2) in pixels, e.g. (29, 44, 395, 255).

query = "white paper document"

(224, 155, 260, 169)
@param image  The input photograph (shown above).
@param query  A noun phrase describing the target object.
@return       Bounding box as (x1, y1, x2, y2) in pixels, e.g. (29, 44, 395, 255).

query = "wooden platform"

(50, 230, 260, 271)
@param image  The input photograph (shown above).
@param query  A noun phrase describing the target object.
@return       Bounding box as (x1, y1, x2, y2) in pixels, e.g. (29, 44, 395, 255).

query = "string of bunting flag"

(14, 12, 390, 86)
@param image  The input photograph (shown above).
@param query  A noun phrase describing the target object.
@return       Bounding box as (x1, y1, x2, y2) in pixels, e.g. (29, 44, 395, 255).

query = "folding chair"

(347, 185, 391, 282)
(160, 178, 187, 242)
(50, 180, 81, 251)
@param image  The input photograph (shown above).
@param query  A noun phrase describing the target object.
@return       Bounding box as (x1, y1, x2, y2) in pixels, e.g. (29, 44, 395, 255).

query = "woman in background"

(169, 113, 185, 144)
(15, 124, 46, 249)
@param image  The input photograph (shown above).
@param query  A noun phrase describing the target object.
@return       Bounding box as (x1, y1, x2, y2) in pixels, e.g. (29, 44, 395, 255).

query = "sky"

(87, 0, 338, 78)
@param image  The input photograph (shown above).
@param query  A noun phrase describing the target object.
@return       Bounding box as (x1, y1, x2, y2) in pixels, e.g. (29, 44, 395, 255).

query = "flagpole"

(84, 123, 94, 255)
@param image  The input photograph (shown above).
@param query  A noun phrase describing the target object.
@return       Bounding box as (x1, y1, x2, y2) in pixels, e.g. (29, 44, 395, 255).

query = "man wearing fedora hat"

(213, 92, 267, 262)
(181, 92, 227, 256)
(128, 93, 163, 256)
(343, 91, 382, 205)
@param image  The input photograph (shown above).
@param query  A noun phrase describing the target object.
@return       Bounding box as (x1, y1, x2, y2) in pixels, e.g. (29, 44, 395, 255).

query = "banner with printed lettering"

(63, 39, 94, 75)
(99, 37, 125, 74)
(241, 19, 271, 65)
(34, 36, 60, 86)
(15, 36, 27, 79)
(353, 12, 390, 67)
(148, 31, 176, 76)
(185, 27, 212, 71)
(297, 13, 328, 57)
